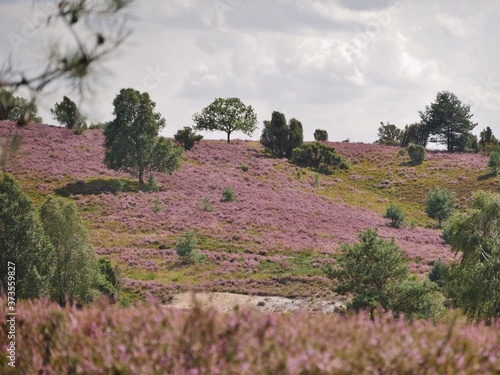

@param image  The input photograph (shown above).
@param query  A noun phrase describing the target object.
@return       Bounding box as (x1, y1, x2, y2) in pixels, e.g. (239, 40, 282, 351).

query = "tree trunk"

(138, 169, 144, 185)
(227, 132, 231, 144)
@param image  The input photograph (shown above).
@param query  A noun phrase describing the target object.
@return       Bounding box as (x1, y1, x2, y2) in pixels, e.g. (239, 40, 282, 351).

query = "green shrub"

(408, 144, 426, 165)
(112, 179, 124, 193)
(176, 231, 203, 264)
(383, 203, 406, 228)
(488, 148, 500, 175)
(425, 187, 457, 227)
(174, 127, 203, 150)
(240, 164, 249, 172)
(202, 197, 213, 212)
(152, 197, 163, 213)
(291, 142, 350, 174)
(222, 187, 236, 202)
(147, 174, 159, 192)
(313, 129, 328, 141)
(428, 259, 447, 288)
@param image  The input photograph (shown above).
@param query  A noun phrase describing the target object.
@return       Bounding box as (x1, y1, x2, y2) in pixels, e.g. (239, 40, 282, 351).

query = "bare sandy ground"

(167, 292, 345, 314)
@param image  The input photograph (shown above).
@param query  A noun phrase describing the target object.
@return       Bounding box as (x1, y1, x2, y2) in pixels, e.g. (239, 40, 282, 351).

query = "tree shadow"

(399, 161, 423, 167)
(477, 172, 497, 181)
(55, 178, 143, 196)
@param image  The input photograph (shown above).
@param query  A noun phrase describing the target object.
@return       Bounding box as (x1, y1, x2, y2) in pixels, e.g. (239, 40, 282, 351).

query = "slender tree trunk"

(138, 169, 144, 185)
(227, 131, 231, 144)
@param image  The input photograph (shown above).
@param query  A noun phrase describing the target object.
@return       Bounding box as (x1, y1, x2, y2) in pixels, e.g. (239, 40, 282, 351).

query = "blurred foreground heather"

(1, 297, 499, 374)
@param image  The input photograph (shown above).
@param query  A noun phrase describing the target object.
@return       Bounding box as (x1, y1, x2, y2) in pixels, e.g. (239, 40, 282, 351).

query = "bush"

(313, 129, 328, 141)
(488, 148, 500, 175)
(222, 187, 236, 202)
(176, 231, 202, 264)
(291, 142, 350, 174)
(383, 203, 405, 228)
(147, 174, 159, 192)
(240, 164, 249, 172)
(174, 127, 203, 150)
(425, 187, 457, 227)
(201, 197, 213, 212)
(260, 112, 303, 158)
(408, 144, 426, 165)
(152, 197, 163, 213)
(428, 259, 447, 288)
(112, 179, 124, 193)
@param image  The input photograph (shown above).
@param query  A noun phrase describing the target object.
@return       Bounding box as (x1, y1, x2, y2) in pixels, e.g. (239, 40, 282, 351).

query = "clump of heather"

(1, 297, 500, 374)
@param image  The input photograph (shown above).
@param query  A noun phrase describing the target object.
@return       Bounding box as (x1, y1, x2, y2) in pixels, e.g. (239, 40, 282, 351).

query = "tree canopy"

(260, 111, 303, 158)
(425, 187, 457, 227)
(419, 91, 477, 152)
(445, 191, 500, 321)
(51, 96, 87, 130)
(376, 122, 401, 146)
(40, 195, 100, 305)
(104, 88, 183, 184)
(193, 97, 258, 143)
(0, 174, 55, 299)
(0, 89, 43, 124)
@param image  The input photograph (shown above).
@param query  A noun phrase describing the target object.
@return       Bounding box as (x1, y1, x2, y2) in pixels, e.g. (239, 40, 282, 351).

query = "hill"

(1, 121, 498, 304)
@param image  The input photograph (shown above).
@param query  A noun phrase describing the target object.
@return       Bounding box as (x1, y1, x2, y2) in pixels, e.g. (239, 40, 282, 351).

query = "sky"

(0, 0, 499, 143)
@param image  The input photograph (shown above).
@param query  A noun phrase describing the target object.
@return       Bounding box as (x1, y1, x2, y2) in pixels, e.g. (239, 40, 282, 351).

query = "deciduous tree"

(193, 97, 257, 143)
(104, 88, 183, 184)
(51, 96, 87, 130)
(0, 174, 55, 299)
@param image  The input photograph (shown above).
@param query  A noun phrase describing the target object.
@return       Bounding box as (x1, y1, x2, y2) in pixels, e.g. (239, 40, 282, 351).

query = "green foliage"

(174, 127, 203, 150)
(40, 195, 100, 305)
(240, 164, 249, 172)
(202, 197, 214, 212)
(313, 173, 319, 188)
(325, 229, 406, 319)
(51, 96, 87, 130)
(407, 144, 426, 165)
(0, 174, 55, 299)
(146, 174, 159, 192)
(152, 197, 163, 213)
(487, 148, 500, 175)
(419, 91, 477, 152)
(313, 129, 328, 142)
(97, 258, 120, 298)
(445, 191, 500, 321)
(428, 259, 447, 288)
(291, 142, 350, 174)
(193, 97, 258, 143)
(112, 179, 124, 193)
(479, 126, 498, 154)
(176, 231, 203, 264)
(222, 187, 236, 202)
(376, 122, 401, 146)
(400, 123, 428, 147)
(325, 228, 440, 320)
(260, 112, 304, 158)
(0, 89, 43, 124)
(104, 88, 183, 184)
(425, 187, 457, 226)
(88, 122, 109, 130)
(383, 203, 405, 228)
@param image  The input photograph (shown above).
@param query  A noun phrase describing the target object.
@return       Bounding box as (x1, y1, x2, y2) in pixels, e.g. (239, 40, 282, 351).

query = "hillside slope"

(1, 121, 498, 302)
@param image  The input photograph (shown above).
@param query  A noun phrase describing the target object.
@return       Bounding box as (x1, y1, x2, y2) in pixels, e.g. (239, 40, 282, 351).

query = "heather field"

(1, 297, 500, 374)
(1, 121, 499, 302)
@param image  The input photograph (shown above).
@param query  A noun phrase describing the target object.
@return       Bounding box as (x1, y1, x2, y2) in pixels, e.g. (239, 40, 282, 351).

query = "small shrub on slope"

(425, 187, 457, 227)
(174, 127, 203, 150)
(176, 231, 203, 264)
(383, 203, 405, 228)
(408, 144, 426, 165)
(221, 187, 236, 202)
(291, 142, 350, 174)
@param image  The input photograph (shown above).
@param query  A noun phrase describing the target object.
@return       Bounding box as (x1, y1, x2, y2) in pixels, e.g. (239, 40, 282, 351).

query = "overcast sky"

(1, 0, 499, 143)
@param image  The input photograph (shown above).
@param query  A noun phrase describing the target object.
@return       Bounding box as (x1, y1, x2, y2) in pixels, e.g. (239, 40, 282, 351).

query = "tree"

(488, 148, 500, 175)
(193, 97, 257, 143)
(51, 96, 87, 130)
(400, 123, 428, 147)
(376, 122, 401, 146)
(260, 112, 304, 158)
(445, 191, 500, 321)
(383, 203, 405, 228)
(314, 129, 329, 142)
(479, 126, 498, 154)
(0, 89, 43, 124)
(325, 228, 437, 320)
(288, 118, 304, 157)
(40, 195, 100, 305)
(0, 174, 55, 299)
(425, 187, 457, 227)
(174, 127, 203, 150)
(407, 144, 426, 165)
(97, 258, 120, 299)
(419, 91, 477, 152)
(104, 88, 183, 184)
